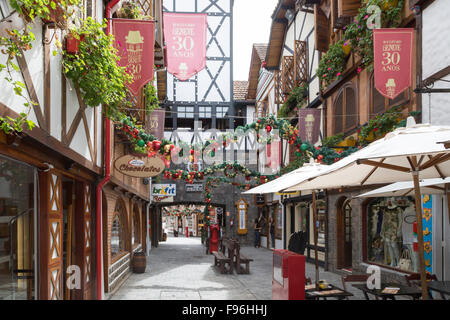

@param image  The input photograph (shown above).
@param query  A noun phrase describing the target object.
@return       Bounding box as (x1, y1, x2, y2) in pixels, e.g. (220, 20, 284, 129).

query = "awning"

(357, 177, 450, 198)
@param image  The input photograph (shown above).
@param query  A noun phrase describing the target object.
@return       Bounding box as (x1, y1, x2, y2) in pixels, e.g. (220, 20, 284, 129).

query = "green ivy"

(144, 82, 159, 113)
(62, 18, 133, 119)
(316, 40, 346, 89)
(343, 0, 404, 72)
(277, 84, 308, 118)
(321, 133, 345, 148)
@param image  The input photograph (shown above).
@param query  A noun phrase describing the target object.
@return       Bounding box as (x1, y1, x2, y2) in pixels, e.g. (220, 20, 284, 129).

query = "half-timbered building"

(0, 0, 104, 300)
(247, 0, 323, 256)
(313, 0, 421, 280)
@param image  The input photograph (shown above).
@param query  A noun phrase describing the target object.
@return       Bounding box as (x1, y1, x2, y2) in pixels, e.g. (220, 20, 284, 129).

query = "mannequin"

(380, 197, 402, 267)
(402, 201, 419, 272)
(371, 206, 379, 238)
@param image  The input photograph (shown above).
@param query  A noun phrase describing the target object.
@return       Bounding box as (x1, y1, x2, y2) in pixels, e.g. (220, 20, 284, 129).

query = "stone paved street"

(110, 235, 371, 300)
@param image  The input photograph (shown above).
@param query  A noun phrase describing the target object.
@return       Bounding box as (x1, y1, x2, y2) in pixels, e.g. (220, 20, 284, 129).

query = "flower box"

(65, 33, 84, 54)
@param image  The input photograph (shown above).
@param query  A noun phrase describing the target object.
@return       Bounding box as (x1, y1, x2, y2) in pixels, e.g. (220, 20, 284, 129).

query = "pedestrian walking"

(254, 218, 261, 248)
(269, 217, 275, 249)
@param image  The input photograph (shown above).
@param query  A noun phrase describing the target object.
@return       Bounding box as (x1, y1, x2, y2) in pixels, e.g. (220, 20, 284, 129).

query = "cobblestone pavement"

(109, 235, 369, 300)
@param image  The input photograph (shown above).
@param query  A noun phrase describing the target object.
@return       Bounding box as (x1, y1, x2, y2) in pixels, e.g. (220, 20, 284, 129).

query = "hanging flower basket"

(65, 33, 84, 54)
(342, 41, 352, 57)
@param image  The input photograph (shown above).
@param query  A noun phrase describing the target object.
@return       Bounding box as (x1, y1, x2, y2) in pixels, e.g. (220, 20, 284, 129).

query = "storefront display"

(367, 196, 417, 272)
(0, 156, 36, 300)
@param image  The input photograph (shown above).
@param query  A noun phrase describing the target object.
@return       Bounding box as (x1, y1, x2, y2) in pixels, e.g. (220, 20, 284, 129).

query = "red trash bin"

(272, 249, 305, 300)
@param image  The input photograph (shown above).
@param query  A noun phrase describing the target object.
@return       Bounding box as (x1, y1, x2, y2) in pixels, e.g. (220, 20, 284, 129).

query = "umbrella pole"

(412, 170, 428, 300)
(446, 184, 450, 225)
(312, 190, 319, 288)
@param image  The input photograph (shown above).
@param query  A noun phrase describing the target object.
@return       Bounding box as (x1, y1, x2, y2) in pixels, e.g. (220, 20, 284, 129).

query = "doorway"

(337, 197, 352, 270)
(0, 156, 36, 300)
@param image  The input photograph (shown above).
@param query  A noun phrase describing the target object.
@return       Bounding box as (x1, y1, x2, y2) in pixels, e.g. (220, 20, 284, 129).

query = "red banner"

(298, 109, 321, 144)
(373, 28, 414, 99)
(163, 13, 207, 81)
(112, 19, 155, 95)
(148, 108, 166, 140)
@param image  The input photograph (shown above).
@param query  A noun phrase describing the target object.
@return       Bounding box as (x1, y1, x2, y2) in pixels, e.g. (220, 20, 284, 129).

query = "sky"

(233, 0, 279, 81)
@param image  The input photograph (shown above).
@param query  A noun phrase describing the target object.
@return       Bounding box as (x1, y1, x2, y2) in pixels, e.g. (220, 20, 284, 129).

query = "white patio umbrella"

(283, 118, 450, 299)
(243, 158, 330, 194)
(356, 177, 450, 198)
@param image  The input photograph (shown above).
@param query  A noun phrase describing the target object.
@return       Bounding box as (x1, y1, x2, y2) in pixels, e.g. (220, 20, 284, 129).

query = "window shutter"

(338, 0, 361, 17)
(332, 0, 351, 29)
(314, 5, 330, 52)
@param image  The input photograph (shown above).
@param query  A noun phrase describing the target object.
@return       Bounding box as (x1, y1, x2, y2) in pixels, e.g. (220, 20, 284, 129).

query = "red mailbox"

(272, 249, 305, 300)
(209, 224, 219, 253)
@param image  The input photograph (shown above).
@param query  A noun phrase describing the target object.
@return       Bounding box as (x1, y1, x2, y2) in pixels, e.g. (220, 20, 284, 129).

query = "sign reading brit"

(373, 28, 414, 100)
(112, 19, 155, 95)
(163, 13, 207, 81)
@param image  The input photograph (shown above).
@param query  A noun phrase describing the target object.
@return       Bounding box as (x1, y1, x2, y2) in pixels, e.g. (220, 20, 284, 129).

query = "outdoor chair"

(341, 274, 377, 300)
(404, 273, 444, 299)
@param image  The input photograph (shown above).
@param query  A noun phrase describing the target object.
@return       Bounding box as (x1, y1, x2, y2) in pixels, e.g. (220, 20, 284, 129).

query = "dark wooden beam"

(357, 159, 411, 173)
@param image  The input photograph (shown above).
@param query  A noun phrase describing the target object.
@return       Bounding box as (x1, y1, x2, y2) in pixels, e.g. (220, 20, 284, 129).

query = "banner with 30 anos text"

(112, 19, 155, 95)
(373, 28, 414, 100)
(163, 13, 207, 81)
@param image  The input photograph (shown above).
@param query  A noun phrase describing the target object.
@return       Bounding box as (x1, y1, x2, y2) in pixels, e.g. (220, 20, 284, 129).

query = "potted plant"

(65, 32, 84, 54)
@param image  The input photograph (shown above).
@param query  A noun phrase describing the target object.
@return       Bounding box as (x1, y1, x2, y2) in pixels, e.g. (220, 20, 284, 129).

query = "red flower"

(374, 127, 379, 132)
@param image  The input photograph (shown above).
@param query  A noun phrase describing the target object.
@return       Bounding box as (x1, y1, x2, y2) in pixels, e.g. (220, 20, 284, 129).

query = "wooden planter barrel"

(132, 252, 146, 273)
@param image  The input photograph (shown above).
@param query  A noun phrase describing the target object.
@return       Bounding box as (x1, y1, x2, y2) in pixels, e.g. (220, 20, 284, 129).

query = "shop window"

(84, 0, 96, 19)
(132, 206, 140, 246)
(366, 197, 417, 272)
(333, 84, 357, 134)
(111, 199, 127, 258)
(370, 74, 410, 118)
(0, 155, 36, 300)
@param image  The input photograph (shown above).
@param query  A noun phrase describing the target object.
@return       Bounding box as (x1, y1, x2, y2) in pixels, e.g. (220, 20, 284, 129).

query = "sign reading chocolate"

(373, 28, 414, 99)
(111, 19, 155, 95)
(114, 155, 164, 178)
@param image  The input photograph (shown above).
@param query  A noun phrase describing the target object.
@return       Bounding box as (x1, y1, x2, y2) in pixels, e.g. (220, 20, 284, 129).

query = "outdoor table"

(305, 283, 353, 300)
(427, 281, 450, 300)
(352, 283, 422, 300)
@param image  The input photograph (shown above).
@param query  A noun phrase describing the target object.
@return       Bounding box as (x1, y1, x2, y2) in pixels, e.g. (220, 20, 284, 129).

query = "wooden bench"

(212, 238, 235, 274)
(233, 239, 253, 274)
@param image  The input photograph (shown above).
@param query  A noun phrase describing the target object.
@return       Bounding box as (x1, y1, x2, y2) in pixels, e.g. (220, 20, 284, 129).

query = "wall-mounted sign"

(152, 196, 174, 203)
(373, 28, 414, 99)
(236, 199, 248, 235)
(112, 19, 155, 95)
(298, 108, 321, 144)
(186, 183, 203, 192)
(114, 155, 164, 178)
(148, 108, 165, 140)
(152, 184, 176, 196)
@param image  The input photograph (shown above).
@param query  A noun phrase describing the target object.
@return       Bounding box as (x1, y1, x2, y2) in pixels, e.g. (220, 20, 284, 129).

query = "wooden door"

(39, 170, 63, 300)
(78, 182, 93, 299)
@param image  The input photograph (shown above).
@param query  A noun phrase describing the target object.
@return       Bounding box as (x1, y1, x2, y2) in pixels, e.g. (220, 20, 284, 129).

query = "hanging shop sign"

(298, 108, 321, 144)
(186, 183, 204, 192)
(163, 13, 207, 80)
(152, 184, 177, 197)
(148, 108, 166, 140)
(236, 199, 248, 235)
(112, 19, 155, 95)
(114, 155, 164, 178)
(373, 28, 414, 99)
